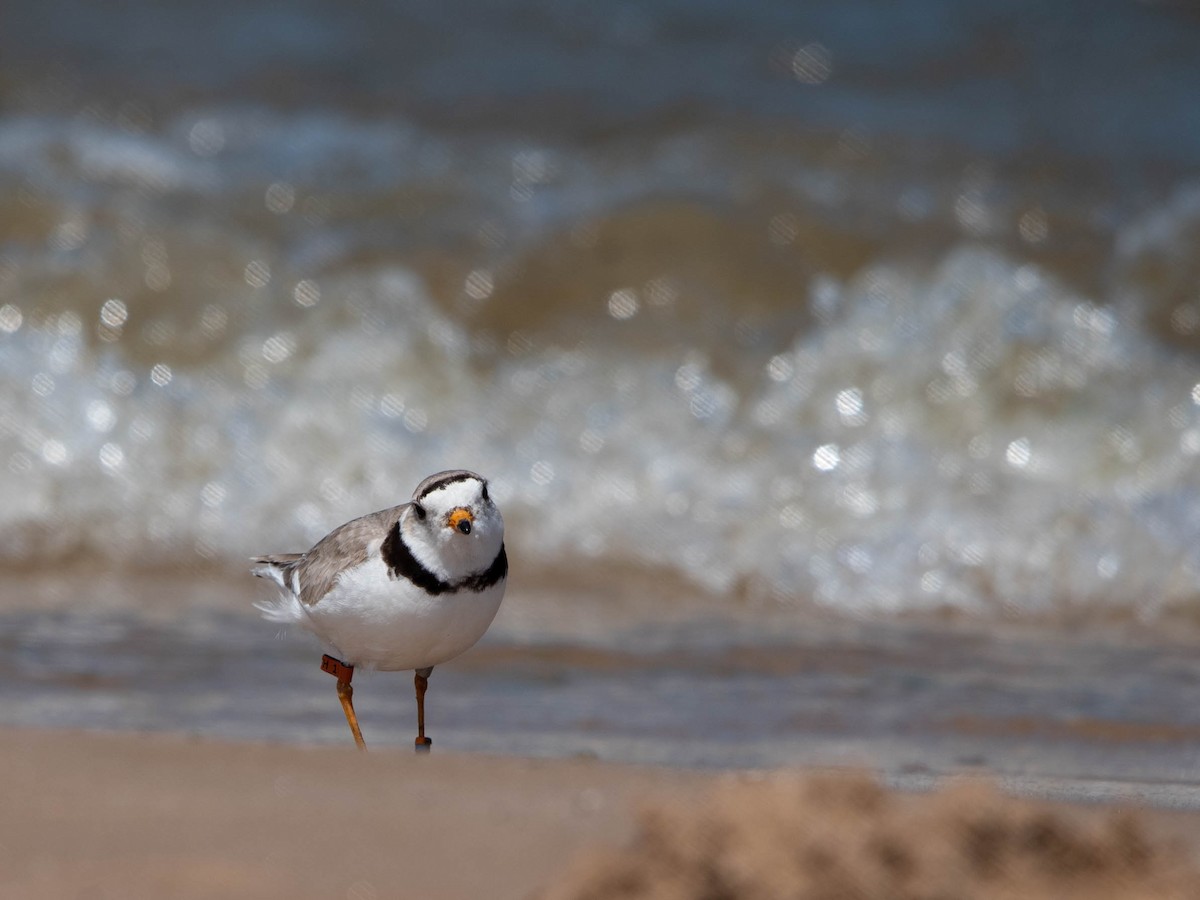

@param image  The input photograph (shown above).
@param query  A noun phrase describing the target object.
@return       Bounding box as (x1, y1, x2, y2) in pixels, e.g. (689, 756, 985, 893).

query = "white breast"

(298, 556, 506, 671)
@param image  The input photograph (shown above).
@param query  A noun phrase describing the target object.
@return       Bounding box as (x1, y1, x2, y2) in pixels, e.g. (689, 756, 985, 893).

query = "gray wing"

(252, 503, 409, 607)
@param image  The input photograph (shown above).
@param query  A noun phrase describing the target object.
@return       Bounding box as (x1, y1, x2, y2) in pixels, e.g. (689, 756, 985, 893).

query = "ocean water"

(4, 0, 1200, 773)
(4, 0, 1200, 621)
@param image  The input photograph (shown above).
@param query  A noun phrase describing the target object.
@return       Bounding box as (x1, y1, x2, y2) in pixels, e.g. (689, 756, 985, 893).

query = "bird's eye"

(412, 502, 426, 521)
(481, 483, 489, 502)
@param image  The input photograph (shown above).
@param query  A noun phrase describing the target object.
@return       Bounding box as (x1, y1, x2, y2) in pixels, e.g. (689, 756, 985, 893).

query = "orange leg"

(414, 667, 433, 752)
(322, 654, 366, 750)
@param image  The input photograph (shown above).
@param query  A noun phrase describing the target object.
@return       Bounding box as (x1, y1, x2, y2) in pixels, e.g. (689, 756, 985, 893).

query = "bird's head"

(404, 470, 503, 572)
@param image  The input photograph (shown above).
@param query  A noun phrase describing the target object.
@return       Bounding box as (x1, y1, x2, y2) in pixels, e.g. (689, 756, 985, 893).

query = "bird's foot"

(414, 736, 432, 753)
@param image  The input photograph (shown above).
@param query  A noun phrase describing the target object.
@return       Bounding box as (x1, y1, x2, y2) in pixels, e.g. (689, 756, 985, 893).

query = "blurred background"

(4, 0, 1200, 764)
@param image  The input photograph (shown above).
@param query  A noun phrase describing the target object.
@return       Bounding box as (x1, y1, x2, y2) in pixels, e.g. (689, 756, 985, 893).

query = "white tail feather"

(254, 595, 304, 623)
(251, 561, 305, 623)
(252, 561, 289, 589)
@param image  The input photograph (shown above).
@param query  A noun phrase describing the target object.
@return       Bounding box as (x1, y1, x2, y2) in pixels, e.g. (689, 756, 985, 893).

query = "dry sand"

(542, 774, 1200, 900)
(0, 728, 705, 899)
(4, 729, 1200, 899)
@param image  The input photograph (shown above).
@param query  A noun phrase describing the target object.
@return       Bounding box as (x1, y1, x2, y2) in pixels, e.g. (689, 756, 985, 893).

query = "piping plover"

(253, 469, 507, 751)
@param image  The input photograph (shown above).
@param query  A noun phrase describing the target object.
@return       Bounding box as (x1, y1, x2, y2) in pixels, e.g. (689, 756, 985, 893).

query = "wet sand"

(8, 580, 1200, 779)
(5, 728, 1200, 900)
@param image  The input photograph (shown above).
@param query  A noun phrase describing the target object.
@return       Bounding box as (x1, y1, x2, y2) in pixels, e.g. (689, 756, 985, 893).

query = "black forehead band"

(414, 471, 481, 501)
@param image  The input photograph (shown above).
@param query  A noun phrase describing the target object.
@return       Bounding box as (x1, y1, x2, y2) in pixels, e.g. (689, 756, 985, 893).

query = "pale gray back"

(253, 503, 409, 607)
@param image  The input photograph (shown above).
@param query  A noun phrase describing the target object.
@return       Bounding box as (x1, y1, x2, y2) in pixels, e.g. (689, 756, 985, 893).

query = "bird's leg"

(413, 666, 434, 752)
(321, 654, 366, 750)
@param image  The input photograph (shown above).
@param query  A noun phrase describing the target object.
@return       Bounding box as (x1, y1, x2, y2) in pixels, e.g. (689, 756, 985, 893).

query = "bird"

(252, 469, 507, 751)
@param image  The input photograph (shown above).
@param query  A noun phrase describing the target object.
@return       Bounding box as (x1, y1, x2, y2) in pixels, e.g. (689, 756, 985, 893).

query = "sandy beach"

(5, 727, 1200, 899)
(0, 728, 705, 899)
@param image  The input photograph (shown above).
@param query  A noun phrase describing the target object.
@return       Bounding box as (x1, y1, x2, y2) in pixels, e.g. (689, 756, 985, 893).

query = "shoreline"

(6, 594, 1200, 778)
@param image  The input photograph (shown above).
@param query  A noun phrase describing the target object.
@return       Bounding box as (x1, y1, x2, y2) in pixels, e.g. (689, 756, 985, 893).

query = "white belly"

(299, 558, 506, 671)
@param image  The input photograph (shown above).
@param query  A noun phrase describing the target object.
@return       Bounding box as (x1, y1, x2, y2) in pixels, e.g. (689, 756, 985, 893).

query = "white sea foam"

(2, 112, 1199, 620)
